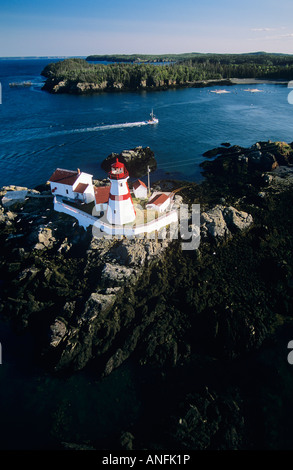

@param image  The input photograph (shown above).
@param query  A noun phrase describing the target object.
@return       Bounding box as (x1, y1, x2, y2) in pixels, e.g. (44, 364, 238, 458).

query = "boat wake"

(33, 120, 151, 140)
(0, 118, 156, 146)
(68, 120, 150, 134)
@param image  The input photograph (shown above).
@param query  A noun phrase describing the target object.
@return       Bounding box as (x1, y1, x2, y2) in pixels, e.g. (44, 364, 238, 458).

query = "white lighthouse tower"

(106, 158, 136, 225)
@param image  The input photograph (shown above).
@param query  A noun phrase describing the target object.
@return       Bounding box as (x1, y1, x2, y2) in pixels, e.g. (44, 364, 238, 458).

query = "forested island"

(41, 52, 293, 94)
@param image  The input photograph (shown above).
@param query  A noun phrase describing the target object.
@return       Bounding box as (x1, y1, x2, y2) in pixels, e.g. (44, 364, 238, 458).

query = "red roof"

(95, 186, 110, 204)
(109, 158, 129, 179)
(74, 183, 89, 194)
(111, 157, 125, 169)
(49, 168, 79, 186)
(133, 179, 147, 190)
(147, 193, 170, 206)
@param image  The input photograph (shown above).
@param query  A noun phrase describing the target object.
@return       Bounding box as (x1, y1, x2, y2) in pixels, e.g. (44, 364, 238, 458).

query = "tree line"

(41, 53, 293, 91)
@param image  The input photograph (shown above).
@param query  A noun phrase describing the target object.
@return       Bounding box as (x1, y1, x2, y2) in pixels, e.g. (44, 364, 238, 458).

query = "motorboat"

(147, 110, 159, 124)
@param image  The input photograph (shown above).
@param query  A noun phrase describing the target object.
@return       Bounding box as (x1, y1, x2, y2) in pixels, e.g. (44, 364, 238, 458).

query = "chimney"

(77, 168, 80, 174)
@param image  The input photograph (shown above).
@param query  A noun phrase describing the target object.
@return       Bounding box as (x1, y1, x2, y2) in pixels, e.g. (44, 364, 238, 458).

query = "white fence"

(54, 196, 178, 236)
(54, 196, 97, 229)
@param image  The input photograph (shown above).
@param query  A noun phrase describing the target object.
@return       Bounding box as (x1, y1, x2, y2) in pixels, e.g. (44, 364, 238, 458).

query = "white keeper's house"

(48, 168, 95, 204)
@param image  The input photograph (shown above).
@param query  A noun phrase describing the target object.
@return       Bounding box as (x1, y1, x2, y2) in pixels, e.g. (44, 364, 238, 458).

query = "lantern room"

(109, 158, 129, 180)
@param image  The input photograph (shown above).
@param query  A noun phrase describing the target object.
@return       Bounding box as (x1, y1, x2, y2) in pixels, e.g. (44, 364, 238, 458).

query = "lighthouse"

(106, 158, 136, 225)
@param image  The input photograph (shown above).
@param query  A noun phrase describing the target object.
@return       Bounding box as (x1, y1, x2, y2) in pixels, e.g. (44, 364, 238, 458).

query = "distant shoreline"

(42, 77, 289, 95)
(40, 56, 291, 95)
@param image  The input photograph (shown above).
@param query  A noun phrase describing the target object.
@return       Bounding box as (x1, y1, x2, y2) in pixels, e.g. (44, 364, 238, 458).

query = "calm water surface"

(0, 58, 292, 188)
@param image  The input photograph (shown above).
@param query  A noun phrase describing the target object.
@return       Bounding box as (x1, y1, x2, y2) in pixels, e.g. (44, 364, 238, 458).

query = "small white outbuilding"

(132, 179, 148, 199)
(146, 192, 173, 213)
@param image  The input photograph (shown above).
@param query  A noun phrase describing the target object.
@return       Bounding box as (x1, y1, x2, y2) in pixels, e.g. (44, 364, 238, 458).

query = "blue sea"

(1, 58, 293, 450)
(0, 58, 292, 189)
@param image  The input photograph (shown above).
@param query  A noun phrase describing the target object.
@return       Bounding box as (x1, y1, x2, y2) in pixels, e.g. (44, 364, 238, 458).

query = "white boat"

(147, 110, 159, 124)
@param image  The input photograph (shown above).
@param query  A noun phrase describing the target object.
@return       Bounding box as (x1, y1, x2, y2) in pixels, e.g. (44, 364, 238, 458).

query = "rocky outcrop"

(169, 387, 244, 450)
(48, 234, 177, 373)
(2, 141, 293, 451)
(28, 225, 56, 250)
(44, 79, 109, 94)
(201, 205, 253, 240)
(262, 166, 293, 193)
(101, 146, 157, 178)
(201, 141, 293, 174)
(0, 161, 274, 376)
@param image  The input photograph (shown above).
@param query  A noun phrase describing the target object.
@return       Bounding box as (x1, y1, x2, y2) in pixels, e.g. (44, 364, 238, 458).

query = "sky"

(1, 0, 293, 57)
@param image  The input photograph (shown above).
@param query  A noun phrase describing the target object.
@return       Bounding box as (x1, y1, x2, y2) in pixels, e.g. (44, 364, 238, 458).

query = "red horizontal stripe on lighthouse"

(109, 193, 131, 201)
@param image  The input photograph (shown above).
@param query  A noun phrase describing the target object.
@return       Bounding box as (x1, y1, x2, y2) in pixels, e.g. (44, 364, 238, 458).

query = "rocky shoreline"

(42, 76, 289, 95)
(1, 141, 293, 449)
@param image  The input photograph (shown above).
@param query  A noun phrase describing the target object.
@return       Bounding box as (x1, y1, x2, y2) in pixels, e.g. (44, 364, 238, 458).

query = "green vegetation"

(86, 52, 203, 62)
(184, 52, 293, 79)
(41, 52, 293, 94)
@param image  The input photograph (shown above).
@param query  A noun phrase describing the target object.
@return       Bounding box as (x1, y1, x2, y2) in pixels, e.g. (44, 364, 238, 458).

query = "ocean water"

(0, 58, 292, 189)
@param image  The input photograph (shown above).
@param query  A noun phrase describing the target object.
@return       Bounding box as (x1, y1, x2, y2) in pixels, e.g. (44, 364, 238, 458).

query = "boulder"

(201, 206, 230, 239)
(120, 432, 135, 450)
(169, 387, 244, 450)
(101, 262, 136, 286)
(111, 240, 147, 266)
(29, 224, 56, 250)
(101, 146, 157, 178)
(79, 292, 117, 324)
(222, 206, 253, 232)
(201, 205, 253, 240)
(49, 318, 67, 347)
(1, 190, 28, 208)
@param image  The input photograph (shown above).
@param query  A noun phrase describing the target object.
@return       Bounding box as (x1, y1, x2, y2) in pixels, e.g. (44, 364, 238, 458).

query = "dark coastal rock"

(202, 147, 223, 158)
(203, 145, 243, 159)
(101, 146, 157, 178)
(48, 235, 177, 373)
(0, 147, 286, 374)
(169, 387, 244, 450)
(28, 224, 56, 250)
(2, 140, 293, 451)
(265, 166, 293, 193)
(120, 431, 135, 450)
(202, 141, 293, 179)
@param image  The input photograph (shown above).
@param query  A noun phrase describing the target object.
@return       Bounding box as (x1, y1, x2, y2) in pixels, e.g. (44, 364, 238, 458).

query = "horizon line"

(1, 50, 293, 59)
